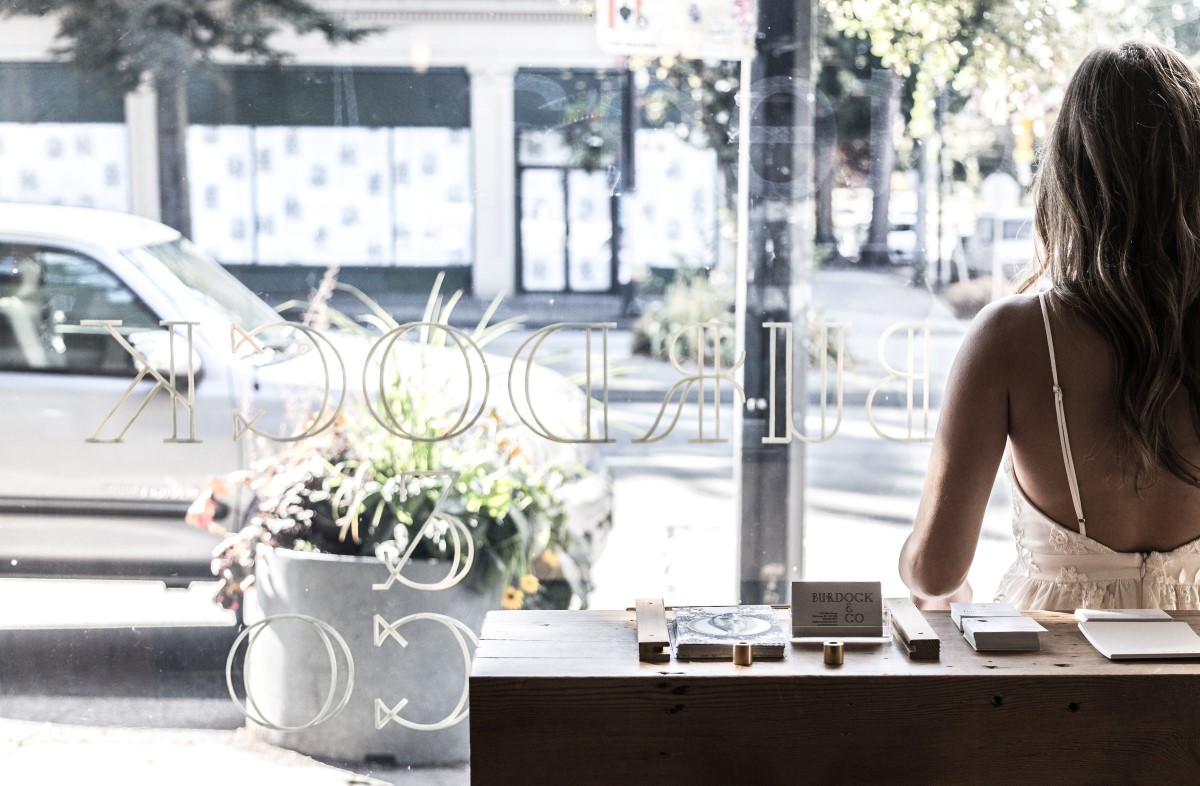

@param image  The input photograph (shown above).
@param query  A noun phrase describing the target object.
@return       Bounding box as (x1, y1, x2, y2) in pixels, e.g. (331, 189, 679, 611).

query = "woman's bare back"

(1005, 292, 1200, 553)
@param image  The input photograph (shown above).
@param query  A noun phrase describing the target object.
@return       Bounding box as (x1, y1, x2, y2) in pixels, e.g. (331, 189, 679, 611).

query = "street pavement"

(0, 267, 1017, 783)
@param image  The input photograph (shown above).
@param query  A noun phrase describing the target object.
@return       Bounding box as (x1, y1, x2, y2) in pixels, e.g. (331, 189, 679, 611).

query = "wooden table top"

(472, 608, 1200, 679)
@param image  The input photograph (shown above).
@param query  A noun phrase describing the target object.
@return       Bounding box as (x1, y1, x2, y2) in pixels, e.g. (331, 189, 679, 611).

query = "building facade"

(0, 1, 718, 298)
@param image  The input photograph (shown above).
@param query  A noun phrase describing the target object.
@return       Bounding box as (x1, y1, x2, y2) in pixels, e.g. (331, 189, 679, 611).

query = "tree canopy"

(825, 0, 1066, 135)
(3, 0, 373, 91)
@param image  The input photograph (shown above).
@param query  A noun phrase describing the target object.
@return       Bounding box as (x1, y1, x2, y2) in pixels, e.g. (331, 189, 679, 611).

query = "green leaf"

(334, 281, 398, 331)
(419, 272, 446, 343)
(473, 292, 505, 339)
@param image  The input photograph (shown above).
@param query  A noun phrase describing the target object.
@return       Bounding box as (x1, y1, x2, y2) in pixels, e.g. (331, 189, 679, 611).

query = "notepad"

(1078, 620, 1200, 660)
(1074, 608, 1172, 623)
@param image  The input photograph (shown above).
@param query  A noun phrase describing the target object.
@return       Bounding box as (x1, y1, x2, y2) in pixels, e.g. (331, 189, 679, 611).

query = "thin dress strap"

(1039, 291, 1088, 538)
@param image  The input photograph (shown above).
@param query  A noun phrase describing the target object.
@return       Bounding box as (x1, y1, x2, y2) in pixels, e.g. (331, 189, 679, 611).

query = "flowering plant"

(186, 274, 598, 613)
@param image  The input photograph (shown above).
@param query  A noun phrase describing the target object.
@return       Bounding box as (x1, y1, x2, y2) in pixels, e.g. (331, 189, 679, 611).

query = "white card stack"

(950, 602, 1046, 652)
(961, 615, 1047, 651)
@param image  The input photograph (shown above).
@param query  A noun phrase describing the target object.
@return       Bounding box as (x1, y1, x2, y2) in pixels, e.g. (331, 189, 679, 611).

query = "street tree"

(635, 57, 740, 206)
(2, 0, 375, 236)
(826, 0, 1066, 269)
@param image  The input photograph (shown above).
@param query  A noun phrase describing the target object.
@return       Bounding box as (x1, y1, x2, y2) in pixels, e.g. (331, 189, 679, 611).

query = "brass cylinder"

(824, 640, 844, 666)
(732, 641, 753, 666)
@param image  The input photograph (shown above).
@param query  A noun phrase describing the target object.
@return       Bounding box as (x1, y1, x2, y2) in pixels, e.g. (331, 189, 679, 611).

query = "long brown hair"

(1024, 41, 1200, 490)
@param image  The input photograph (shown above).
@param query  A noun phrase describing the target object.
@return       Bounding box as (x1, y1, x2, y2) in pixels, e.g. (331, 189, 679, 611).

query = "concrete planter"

(240, 546, 497, 765)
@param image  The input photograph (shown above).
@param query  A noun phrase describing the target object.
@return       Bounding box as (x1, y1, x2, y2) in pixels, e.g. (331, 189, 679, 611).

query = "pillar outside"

(124, 80, 161, 222)
(468, 63, 517, 298)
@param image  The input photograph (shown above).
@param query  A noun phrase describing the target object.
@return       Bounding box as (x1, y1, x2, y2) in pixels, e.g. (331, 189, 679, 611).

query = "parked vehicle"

(953, 208, 1036, 282)
(887, 217, 918, 266)
(0, 204, 609, 585)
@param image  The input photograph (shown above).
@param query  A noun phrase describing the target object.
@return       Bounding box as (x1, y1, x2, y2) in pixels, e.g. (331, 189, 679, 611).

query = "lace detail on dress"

(1011, 521, 1035, 573)
(1010, 475, 1022, 520)
(1055, 566, 1112, 609)
(1005, 462, 1037, 574)
(1047, 525, 1092, 556)
(1153, 582, 1200, 609)
(1172, 538, 1200, 555)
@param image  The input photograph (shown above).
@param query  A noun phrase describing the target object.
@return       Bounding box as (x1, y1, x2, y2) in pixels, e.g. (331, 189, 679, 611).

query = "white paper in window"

(567, 169, 613, 292)
(253, 126, 391, 266)
(0, 122, 130, 212)
(520, 169, 566, 292)
(630, 128, 717, 271)
(392, 127, 473, 266)
(187, 125, 255, 264)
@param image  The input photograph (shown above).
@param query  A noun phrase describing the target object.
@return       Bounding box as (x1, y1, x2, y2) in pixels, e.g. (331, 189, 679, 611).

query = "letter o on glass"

(234, 321, 347, 442)
(362, 322, 490, 442)
(225, 613, 355, 731)
(375, 612, 479, 732)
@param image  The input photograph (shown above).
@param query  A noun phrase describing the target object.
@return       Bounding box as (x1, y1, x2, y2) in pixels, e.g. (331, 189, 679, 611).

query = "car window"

(124, 238, 283, 335)
(0, 244, 160, 375)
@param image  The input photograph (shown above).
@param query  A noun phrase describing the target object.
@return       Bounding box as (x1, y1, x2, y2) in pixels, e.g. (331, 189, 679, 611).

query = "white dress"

(993, 293, 1200, 611)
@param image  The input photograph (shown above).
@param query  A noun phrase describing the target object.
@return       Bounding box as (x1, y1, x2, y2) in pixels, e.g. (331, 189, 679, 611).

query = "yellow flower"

(502, 587, 525, 610)
(519, 574, 540, 594)
(539, 549, 561, 571)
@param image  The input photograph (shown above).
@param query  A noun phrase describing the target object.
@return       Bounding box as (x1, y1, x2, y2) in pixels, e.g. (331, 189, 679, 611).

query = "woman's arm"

(899, 299, 1015, 602)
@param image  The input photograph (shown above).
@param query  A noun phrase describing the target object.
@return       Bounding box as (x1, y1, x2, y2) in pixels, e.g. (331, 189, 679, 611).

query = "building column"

(124, 79, 160, 221)
(468, 64, 517, 298)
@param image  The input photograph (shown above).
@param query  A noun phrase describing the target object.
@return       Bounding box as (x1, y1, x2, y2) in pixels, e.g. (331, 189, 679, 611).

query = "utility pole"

(737, 0, 816, 605)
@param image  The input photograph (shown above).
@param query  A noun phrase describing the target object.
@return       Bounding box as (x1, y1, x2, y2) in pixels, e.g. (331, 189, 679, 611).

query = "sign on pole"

(595, 0, 756, 59)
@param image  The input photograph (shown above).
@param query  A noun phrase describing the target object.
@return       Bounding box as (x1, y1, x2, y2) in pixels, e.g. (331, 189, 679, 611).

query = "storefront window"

(0, 0, 1185, 780)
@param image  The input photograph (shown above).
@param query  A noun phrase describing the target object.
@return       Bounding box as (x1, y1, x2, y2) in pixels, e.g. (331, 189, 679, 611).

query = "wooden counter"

(470, 609, 1200, 784)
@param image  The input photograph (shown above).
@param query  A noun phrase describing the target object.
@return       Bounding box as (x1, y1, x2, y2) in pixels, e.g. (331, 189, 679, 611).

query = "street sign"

(595, 0, 756, 60)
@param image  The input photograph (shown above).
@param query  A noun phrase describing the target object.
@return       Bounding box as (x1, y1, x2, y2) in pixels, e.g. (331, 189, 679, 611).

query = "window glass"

(6, 0, 1186, 779)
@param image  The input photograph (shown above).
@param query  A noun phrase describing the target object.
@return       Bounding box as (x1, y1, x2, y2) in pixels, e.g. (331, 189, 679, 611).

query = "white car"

(887, 218, 918, 266)
(0, 204, 608, 585)
(955, 208, 1036, 282)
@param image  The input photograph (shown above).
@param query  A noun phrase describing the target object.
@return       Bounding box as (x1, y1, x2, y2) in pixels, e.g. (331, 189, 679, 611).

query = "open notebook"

(1078, 619, 1200, 660)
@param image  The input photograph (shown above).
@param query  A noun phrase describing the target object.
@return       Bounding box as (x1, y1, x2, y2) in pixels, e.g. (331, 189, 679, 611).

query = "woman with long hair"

(900, 41, 1200, 610)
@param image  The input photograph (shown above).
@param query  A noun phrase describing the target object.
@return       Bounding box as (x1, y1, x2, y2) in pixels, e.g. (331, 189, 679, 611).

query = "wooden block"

(886, 597, 940, 660)
(635, 598, 670, 663)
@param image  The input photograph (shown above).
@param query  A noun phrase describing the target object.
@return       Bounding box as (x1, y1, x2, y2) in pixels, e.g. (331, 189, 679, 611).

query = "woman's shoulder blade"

(963, 293, 1044, 364)
(974, 292, 1043, 328)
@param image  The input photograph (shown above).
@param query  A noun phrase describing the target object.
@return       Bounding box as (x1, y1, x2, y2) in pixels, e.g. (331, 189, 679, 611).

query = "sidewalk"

(0, 587, 468, 785)
(0, 722, 426, 786)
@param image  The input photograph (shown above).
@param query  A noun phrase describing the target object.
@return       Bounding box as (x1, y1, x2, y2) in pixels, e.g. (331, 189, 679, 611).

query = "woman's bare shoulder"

(973, 292, 1044, 332)
(956, 293, 1045, 369)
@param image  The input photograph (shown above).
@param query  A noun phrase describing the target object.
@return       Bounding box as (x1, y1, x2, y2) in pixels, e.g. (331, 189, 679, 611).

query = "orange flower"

(539, 549, 561, 571)
(501, 587, 525, 610)
(519, 574, 540, 594)
(185, 489, 225, 535)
